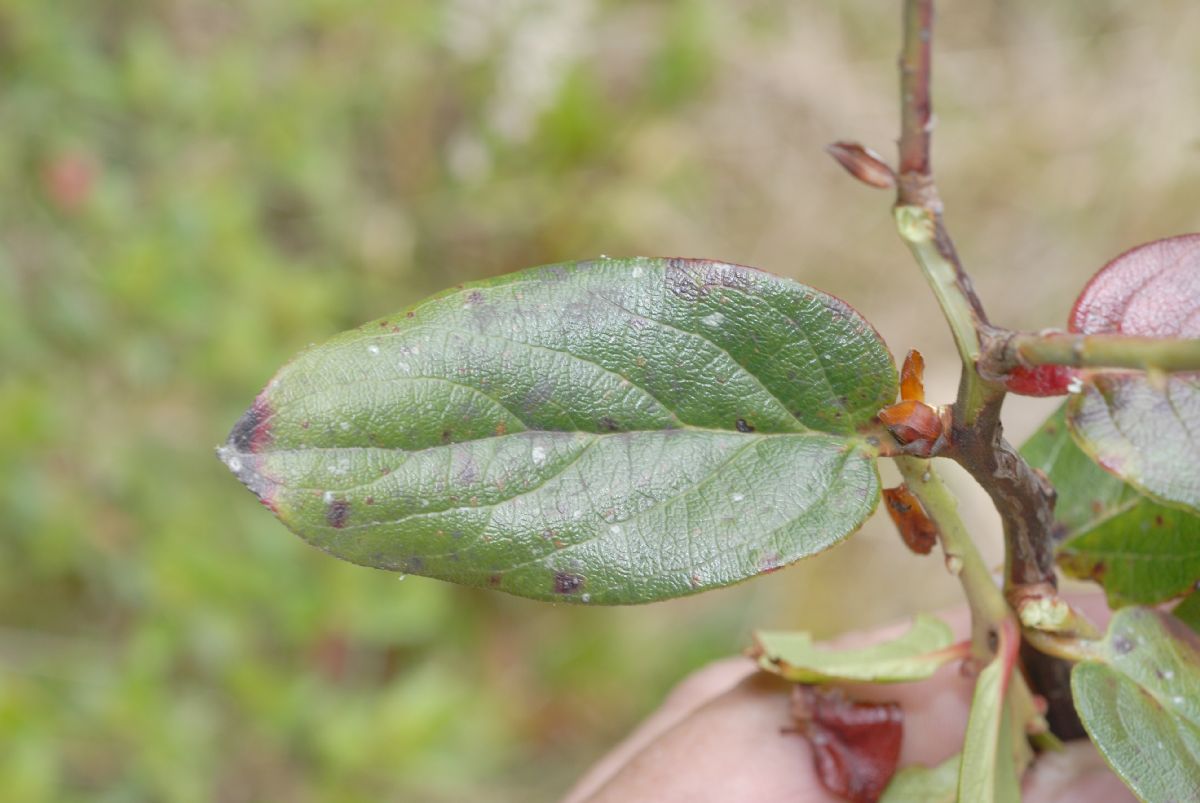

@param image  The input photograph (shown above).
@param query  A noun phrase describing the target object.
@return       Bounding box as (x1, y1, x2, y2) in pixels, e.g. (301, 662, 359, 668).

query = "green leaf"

(755, 614, 957, 683)
(1022, 404, 1200, 606)
(1068, 374, 1200, 514)
(958, 657, 1022, 803)
(1072, 607, 1200, 802)
(220, 258, 897, 604)
(1175, 594, 1200, 634)
(881, 755, 958, 803)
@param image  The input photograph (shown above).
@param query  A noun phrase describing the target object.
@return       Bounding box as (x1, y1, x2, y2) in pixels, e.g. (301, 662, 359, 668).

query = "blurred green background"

(3, 0, 1198, 800)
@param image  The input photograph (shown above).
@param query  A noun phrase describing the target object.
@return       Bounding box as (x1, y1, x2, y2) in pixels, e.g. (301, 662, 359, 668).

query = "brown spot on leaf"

(326, 499, 350, 529)
(1112, 634, 1135, 654)
(365, 496, 375, 505)
(495, 421, 508, 436)
(599, 416, 620, 432)
(554, 572, 585, 595)
(735, 418, 755, 433)
(488, 573, 502, 586)
(790, 686, 903, 803)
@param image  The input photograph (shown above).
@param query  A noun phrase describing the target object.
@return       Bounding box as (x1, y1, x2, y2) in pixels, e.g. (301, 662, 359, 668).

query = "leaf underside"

(756, 614, 955, 683)
(1022, 405, 1200, 607)
(1071, 607, 1200, 802)
(220, 258, 897, 604)
(1068, 374, 1200, 514)
(958, 654, 1021, 803)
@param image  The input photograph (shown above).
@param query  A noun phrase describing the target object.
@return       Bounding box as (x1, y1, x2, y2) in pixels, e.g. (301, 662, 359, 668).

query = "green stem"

(895, 456, 1009, 659)
(1009, 331, 1200, 373)
(896, 457, 1050, 738)
(893, 207, 1002, 423)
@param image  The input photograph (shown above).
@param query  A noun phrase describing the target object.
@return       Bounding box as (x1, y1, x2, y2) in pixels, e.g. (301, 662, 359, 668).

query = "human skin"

(562, 600, 1134, 802)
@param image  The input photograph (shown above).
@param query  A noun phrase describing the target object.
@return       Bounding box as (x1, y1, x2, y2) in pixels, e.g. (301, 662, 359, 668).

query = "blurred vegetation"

(2, 0, 1198, 800)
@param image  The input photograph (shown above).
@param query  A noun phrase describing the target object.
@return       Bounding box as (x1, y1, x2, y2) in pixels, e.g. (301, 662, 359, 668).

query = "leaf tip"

(227, 395, 274, 454)
(220, 396, 278, 511)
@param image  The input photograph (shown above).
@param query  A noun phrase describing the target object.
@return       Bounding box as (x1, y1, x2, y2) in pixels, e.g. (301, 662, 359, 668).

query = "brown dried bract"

(789, 685, 903, 803)
(877, 399, 943, 455)
(899, 349, 925, 402)
(882, 484, 939, 555)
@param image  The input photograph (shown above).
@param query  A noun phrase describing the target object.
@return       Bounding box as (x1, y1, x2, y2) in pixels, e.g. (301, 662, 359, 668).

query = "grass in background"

(3, 0, 1198, 800)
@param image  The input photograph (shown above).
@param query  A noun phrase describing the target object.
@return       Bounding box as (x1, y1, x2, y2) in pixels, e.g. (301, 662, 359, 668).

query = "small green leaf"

(1069, 374, 1200, 514)
(958, 665, 1021, 803)
(881, 754, 958, 803)
(755, 614, 957, 683)
(958, 623, 1023, 803)
(1175, 594, 1200, 634)
(1022, 405, 1200, 606)
(1072, 607, 1200, 802)
(220, 258, 897, 604)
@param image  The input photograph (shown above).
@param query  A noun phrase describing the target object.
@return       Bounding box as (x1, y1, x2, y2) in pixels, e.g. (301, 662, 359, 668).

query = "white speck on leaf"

(731, 493, 744, 502)
(397, 361, 411, 373)
(339, 421, 351, 431)
(701, 312, 725, 328)
(1164, 669, 1175, 680)
(323, 491, 335, 503)
(367, 344, 380, 356)
(1067, 376, 1084, 394)
(581, 593, 591, 603)
(609, 524, 621, 535)
(631, 265, 644, 277)
(227, 456, 242, 473)
(531, 446, 547, 465)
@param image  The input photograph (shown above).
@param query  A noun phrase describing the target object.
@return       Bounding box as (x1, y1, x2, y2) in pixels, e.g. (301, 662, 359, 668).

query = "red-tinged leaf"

(1063, 235, 1200, 511)
(1001, 234, 1200, 397)
(826, 141, 897, 190)
(900, 349, 926, 403)
(999, 363, 1074, 397)
(790, 685, 903, 803)
(1069, 234, 1200, 338)
(882, 485, 938, 555)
